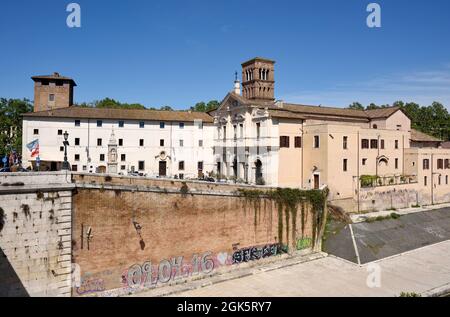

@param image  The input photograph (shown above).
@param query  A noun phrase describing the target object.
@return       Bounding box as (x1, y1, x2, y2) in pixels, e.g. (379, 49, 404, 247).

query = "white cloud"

(281, 64, 450, 109)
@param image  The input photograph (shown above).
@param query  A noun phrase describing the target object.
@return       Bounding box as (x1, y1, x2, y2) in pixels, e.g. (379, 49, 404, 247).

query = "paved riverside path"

(164, 240, 450, 297)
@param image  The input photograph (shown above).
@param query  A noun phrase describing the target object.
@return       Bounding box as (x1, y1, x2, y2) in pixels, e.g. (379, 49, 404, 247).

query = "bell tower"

(241, 57, 275, 101)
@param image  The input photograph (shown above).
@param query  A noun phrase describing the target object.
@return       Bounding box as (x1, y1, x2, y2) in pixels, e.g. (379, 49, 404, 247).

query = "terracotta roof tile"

(410, 129, 442, 142)
(23, 106, 214, 123)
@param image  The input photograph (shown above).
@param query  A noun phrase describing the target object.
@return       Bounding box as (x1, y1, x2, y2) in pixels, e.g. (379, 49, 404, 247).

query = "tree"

(348, 102, 364, 110)
(190, 100, 220, 112)
(0, 98, 33, 156)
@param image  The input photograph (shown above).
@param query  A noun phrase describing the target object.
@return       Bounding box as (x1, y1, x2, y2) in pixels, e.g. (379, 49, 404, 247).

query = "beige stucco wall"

(277, 119, 303, 188)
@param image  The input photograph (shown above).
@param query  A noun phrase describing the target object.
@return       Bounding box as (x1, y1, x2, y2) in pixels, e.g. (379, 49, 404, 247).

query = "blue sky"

(1, 0, 450, 110)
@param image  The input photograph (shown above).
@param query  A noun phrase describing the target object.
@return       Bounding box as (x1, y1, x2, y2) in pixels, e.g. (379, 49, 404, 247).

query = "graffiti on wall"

(75, 278, 105, 295)
(122, 251, 224, 289)
(232, 243, 281, 264)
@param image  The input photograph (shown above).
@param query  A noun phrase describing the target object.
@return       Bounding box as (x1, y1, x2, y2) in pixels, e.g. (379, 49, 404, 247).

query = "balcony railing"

(360, 174, 418, 188)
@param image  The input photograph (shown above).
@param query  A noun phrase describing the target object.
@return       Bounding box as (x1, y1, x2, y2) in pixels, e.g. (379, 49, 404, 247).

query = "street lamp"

(62, 131, 70, 170)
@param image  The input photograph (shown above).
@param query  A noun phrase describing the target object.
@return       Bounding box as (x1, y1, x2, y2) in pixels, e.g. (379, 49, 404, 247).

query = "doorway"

(313, 174, 320, 189)
(159, 161, 167, 177)
(255, 159, 263, 184)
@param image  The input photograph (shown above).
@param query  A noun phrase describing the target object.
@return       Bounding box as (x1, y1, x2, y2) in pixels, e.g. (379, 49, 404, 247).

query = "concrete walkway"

(351, 202, 450, 223)
(165, 240, 450, 297)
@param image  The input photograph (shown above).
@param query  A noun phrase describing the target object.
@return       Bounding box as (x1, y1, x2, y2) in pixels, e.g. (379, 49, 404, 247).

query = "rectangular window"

(121, 154, 126, 162)
(223, 126, 226, 141)
(370, 139, 378, 149)
(395, 140, 399, 149)
(58, 129, 63, 135)
(438, 175, 442, 186)
(295, 136, 302, 148)
(343, 159, 348, 172)
(446, 176, 449, 185)
(121, 165, 126, 170)
(160, 122, 165, 129)
(74, 154, 80, 161)
(198, 161, 203, 170)
(160, 139, 165, 147)
(362, 158, 367, 166)
(119, 139, 123, 146)
(82, 166, 87, 171)
(118, 121, 124, 128)
(240, 124, 244, 138)
(138, 161, 145, 171)
(280, 136, 290, 148)
(60, 146, 64, 152)
(256, 122, 261, 139)
(179, 140, 184, 147)
(199, 140, 203, 147)
(49, 94, 55, 101)
(139, 121, 145, 128)
(343, 136, 348, 150)
(97, 138, 102, 146)
(179, 161, 185, 171)
(138, 139, 143, 147)
(381, 139, 385, 149)
(179, 174, 184, 180)
(97, 120, 102, 127)
(424, 176, 427, 186)
(179, 122, 185, 129)
(437, 159, 444, 169)
(75, 120, 81, 127)
(423, 159, 430, 170)
(100, 154, 105, 162)
(233, 125, 237, 140)
(314, 136, 320, 148)
(33, 129, 39, 135)
(395, 158, 399, 169)
(71, 165, 78, 172)
(361, 139, 369, 149)
(445, 159, 449, 169)
(75, 138, 80, 146)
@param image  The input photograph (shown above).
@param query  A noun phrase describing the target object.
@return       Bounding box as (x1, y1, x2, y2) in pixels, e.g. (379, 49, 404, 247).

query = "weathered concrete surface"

(0, 172, 74, 297)
(324, 207, 450, 264)
(162, 240, 450, 297)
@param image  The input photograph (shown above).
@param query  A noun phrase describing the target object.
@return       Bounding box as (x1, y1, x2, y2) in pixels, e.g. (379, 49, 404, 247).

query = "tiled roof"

(23, 106, 214, 123)
(442, 141, 450, 149)
(276, 103, 369, 119)
(31, 73, 77, 86)
(365, 107, 402, 119)
(268, 110, 306, 120)
(410, 129, 442, 142)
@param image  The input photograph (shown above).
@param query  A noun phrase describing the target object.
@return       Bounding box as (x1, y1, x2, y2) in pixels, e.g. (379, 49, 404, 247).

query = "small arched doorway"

(255, 159, 263, 184)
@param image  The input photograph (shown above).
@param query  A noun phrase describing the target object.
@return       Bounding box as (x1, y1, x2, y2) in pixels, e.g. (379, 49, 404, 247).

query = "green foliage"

(190, 100, 220, 113)
(78, 98, 146, 109)
(237, 187, 328, 247)
(348, 101, 450, 141)
(0, 98, 33, 156)
(360, 175, 379, 188)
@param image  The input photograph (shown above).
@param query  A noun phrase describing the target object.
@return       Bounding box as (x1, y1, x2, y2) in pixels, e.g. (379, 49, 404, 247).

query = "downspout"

(431, 153, 434, 205)
(357, 131, 360, 213)
(301, 121, 304, 189)
(402, 134, 405, 176)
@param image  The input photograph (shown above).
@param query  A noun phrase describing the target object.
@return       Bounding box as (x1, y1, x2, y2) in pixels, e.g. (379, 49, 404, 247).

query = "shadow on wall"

(0, 247, 29, 297)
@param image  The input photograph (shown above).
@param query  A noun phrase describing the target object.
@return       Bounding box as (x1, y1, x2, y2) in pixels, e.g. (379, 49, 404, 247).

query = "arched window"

(373, 124, 378, 129)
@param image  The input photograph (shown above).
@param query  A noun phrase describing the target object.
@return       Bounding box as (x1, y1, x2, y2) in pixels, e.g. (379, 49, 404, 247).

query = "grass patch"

(366, 213, 401, 223)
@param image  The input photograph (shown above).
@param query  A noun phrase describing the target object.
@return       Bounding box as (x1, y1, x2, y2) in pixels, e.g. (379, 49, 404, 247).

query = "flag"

(26, 139, 40, 158)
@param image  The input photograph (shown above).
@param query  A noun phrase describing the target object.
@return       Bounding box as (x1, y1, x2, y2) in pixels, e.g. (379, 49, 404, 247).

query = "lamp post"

(62, 131, 70, 170)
